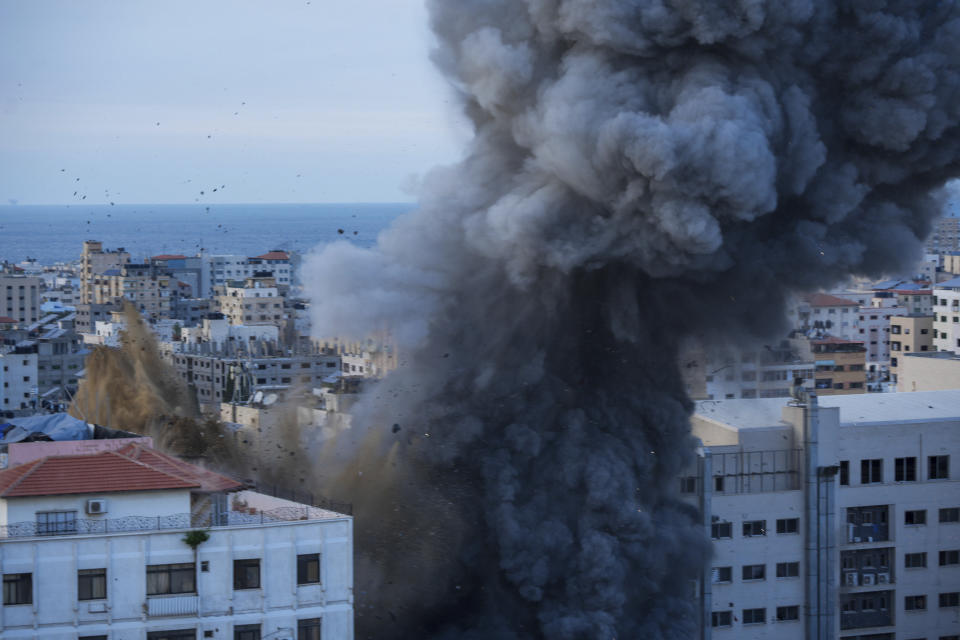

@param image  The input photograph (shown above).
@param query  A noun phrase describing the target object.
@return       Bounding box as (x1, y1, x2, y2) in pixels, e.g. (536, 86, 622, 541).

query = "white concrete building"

(0, 275, 42, 325)
(179, 317, 279, 350)
(686, 390, 960, 640)
(933, 276, 960, 352)
(856, 303, 906, 373)
(201, 253, 291, 299)
(0, 443, 353, 640)
(0, 349, 39, 413)
(791, 294, 861, 341)
(701, 345, 814, 401)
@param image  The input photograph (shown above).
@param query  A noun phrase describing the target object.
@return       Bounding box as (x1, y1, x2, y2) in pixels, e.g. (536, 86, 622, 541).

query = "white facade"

(856, 304, 906, 369)
(0, 490, 353, 640)
(0, 351, 39, 412)
(201, 255, 291, 299)
(689, 391, 960, 640)
(0, 275, 42, 325)
(180, 318, 279, 350)
(933, 278, 960, 352)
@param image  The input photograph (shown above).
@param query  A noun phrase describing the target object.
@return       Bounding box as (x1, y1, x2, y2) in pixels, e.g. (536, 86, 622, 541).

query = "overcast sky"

(0, 0, 469, 205)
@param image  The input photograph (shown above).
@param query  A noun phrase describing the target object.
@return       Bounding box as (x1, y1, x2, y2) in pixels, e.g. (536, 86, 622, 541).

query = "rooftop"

(805, 293, 860, 307)
(903, 350, 960, 361)
(251, 251, 289, 261)
(935, 276, 960, 289)
(811, 336, 865, 345)
(694, 389, 960, 430)
(151, 254, 187, 260)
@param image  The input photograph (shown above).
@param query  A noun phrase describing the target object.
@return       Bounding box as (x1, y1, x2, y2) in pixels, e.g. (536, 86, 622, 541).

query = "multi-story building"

(687, 389, 960, 640)
(792, 336, 867, 395)
(933, 276, 960, 352)
(0, 274, 42, 325)
(217, 278, 284, 328)
(925, 213, 960, 254)
(201, 252, 291, 299)
(80, 241, 130, 304)
(897, 351, 960, 392)
(150, 254, 203, 299)
(699, 345, 814, 401)
(74, 302, 121, 334)
(892, 287, 934, 315)
(247, 252, 292, 290)
(791, 294, 861, 341)
(89, 263, 174, 322)
(0, 441, 354, 640)
(889, 315, 935, 385)
(0, 346, 38, 414)
(856, 302, 906, 373)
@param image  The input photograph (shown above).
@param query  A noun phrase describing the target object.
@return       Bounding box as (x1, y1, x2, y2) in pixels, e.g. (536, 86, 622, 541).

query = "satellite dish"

(263, 393, 278, 406)
(252, 391, 264, 404)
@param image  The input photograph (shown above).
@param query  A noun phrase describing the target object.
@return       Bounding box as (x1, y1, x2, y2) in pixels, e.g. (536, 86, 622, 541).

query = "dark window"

(742, 564, 765, 581)
(905, 594, 926, 610)
(905, 552, 927, 568)
(80, 636, 108, 640)
(3, 573, 32, 605)
(861, 459, 883, 484)
(679, 477, 696, 493)
(147, 563, 196, 595)
(742, 607, 766, 624)
(905, 510, 927, 526)
(201, 561, 210, 572)
(776, 518, 799, 534)
(298, 618, 322, 640)
(234, 624, 260, 640)
(930, 455, 950, 480)
(36, 510, 77, 535)
(940, 592, 960, 608)
(940, 550, 960, 566)
(297, 553, 320, 585)
(776, 605, 799, 621)
(147, 631, 196, 640)
(714, 476, 725, 492)
(895, 457, 917, 482)
(776, 561, 800, 578)
(839, 460, 849, 485)
(234, 559, 260, 590)
(78, 568, 106, 600)
(711, 611, 732, 627)
(712, 566, 732, 583)
(711, 521, 732, 539)
(743, 520, 766, 537)
(941, 508, 960, 523)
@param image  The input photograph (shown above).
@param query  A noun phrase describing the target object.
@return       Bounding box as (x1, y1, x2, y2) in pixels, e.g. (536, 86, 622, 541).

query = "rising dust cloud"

(76, 1, 960, 638)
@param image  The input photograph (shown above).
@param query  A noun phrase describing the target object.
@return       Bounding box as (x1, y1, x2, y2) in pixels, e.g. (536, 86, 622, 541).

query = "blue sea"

(0, 203, 412, 265)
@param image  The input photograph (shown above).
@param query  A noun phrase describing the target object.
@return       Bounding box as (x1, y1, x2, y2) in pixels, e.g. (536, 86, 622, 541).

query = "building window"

(861, 459, 883, 484)
(712, 567, 732, 583)
(147, 630, 196, 640)
(929, 455, 950, 480)
(711, 611, 732, 627)
(742, 607, 766, 624)
(298, 618, 322, 640)
(711, 521, 732, 539)
(714, 476, 725, 492)
(3, 573, 32, 605)
(905, 552, 927, 568)
(234, 559, 261, 590)
(147, 563, 196, 595)
(940, 550, 960, 566)
(234, 624, 260, 640)
(776, 605, 799, 621)
(905, 595, 927, 611)
(679, 477, 696, 494)
(895, 457, 917, 482)
(776, 561, 800, 578)
(36, 510, 77, 535)
(940, 508, 960, 523)
(78, 568, 107, 600)
(742, 564, 766, 581)
(297, 554, 321, 585)
(743, 520, 766, 537)
(940, 592, 960, 608)
(839, 460, 849, 485)
(776, 518, 799, 534)
(905, 510, 927, 526)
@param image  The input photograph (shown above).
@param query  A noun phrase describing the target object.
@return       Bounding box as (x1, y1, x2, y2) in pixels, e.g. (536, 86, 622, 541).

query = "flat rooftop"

(903, 350, 960, 361)
(694, 389, 960, 430)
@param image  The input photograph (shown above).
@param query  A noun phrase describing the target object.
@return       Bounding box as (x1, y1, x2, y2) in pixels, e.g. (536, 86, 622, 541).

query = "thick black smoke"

(303, 1, 960, 637)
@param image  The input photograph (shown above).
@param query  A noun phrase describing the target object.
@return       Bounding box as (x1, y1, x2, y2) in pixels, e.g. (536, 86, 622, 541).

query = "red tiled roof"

(251, 251, 289, 261)
(151, 254, 187, 260)
(0, 316, 16, 323)
(804, 293, 860, 307)
(115, 443, 243, 493)
(0, 451, 200, 497)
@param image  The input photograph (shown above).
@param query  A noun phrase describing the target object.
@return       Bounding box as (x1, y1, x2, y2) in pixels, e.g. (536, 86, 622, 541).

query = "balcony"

(147, 595, 198, 617)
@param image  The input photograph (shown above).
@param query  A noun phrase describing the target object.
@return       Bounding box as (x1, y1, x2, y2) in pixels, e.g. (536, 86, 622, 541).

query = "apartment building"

(0, 274, 42, 325)
(792, 336, 867, 395)
(89, 263, 174, 322)
(792, 294, 862, 341)
(80, 241, 130, 304)
(0, 442, 354, 640)
(201, 252, 291, 299)
(856, 302, 906, 373)
(699, 345, 814, 401)
(0, 348, 38, 414)
(889, 315, 935, 385)
(687, 390, 960, 640)
(925, 214, 960, 254)
(932, 276, 960, 352)
(217, 278, 283, 328)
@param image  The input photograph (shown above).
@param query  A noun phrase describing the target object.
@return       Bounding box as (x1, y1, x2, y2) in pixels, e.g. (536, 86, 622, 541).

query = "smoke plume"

(304, 1, 960, 637)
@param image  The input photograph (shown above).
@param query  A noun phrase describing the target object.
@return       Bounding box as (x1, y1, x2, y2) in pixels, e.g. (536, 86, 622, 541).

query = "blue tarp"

(1, 413, 91, 443)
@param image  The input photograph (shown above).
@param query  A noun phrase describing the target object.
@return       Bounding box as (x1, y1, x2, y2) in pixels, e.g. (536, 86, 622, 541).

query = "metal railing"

(249, 483, 353, 516)
(0, 505, 344, 540)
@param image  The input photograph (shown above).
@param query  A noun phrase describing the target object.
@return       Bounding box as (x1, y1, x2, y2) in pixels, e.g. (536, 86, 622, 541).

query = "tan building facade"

(217, 277, 283, 327)
(897, 351, 960, 392)
(889, 315, 934, 385)
(89, 264, 173, 322)
(808, 337, 867, 395)
(80, 240, 130, 304)
(0, 274, 42, 325)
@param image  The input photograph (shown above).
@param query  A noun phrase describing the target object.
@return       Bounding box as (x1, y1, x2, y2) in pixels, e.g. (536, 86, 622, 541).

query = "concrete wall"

(898, 353, 960, 392)
(2, 490, 192, 526)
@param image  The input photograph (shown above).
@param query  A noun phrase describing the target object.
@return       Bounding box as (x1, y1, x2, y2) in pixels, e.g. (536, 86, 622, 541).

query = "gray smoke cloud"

(303, 1, 960, 637)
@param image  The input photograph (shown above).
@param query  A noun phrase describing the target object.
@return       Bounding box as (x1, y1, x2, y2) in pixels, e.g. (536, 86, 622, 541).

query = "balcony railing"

(0, 505, 345, 540)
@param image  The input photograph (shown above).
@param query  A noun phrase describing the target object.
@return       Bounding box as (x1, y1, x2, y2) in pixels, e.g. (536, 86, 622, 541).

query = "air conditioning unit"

(877, 572, 890, 584)
(845, 572, 859, 586)
(86, 499, 107, 515)
(862, 574, 876, 586)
